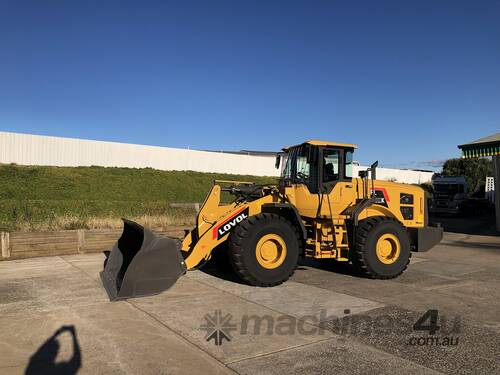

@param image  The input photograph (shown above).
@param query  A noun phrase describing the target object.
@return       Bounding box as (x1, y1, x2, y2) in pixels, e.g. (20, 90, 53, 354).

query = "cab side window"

(323, 149, 339, 183)
(345, 150, 353, 179)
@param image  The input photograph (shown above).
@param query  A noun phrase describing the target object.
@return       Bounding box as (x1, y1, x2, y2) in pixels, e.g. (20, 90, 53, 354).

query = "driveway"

(0, 232, 498, 375)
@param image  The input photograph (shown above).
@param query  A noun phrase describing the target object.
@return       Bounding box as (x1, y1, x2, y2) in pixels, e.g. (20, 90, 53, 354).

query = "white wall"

(0, 131, 434, 183)
(0, 131, 278, 176)
(353, 165, 434, 185)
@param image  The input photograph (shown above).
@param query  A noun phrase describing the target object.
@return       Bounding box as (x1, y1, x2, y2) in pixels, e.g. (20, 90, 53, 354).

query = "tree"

(441, 158, 493, 195)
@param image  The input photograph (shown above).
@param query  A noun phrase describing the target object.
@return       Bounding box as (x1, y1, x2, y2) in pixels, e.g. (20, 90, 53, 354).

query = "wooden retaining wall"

(0, 226, 188, 260)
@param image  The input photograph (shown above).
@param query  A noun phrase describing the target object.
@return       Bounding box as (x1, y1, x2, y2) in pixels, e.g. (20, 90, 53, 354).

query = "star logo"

(199, 310, 237, 346)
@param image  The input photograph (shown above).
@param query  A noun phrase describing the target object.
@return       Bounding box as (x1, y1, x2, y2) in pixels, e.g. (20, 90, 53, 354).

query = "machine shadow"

(199, 252, 361, 284)
(199, 259, 248, 285)
(298, 257, 360, 277)
(430, 213, 499, 237)
(25, 325, 81, 375)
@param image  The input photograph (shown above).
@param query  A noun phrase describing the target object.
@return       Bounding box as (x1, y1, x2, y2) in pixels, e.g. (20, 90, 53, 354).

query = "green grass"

(0, 164, 277, 231)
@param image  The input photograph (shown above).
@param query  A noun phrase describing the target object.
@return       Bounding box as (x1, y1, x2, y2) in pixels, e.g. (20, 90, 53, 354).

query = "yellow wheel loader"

(100, 140, 443, 300)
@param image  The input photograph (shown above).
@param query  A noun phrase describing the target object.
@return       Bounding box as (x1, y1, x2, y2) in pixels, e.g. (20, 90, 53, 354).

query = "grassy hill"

(0, 164, 277, 231)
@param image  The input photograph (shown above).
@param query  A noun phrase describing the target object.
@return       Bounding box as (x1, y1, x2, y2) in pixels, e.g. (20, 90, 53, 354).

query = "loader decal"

(371, 187, 390, 207)
(213, 207, 249, 240)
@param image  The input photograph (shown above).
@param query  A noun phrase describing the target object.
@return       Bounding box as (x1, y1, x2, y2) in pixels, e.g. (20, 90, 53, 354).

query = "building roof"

(458, 132, 500, 158)
(283, 139, 357, 151)
(459, 132, 500, 147)
(239, 150, 278, 156)
(202, 149, 278, 156)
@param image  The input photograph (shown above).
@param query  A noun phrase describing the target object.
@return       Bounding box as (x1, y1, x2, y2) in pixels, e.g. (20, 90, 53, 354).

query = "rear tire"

(228, 213, 300, 286)
(351, 217, 411, 279)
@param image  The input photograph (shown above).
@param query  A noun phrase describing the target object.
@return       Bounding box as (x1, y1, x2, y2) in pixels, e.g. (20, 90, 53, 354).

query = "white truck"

(429, 175, 467, 215)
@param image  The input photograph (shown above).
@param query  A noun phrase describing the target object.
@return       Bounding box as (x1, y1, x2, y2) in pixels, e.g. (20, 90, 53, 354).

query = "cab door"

(282, 145, 320, 218)
(319, 147, 356, 217)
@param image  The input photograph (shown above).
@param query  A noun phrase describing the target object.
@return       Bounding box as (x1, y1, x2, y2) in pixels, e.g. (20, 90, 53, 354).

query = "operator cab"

(277, 140, 357, 194)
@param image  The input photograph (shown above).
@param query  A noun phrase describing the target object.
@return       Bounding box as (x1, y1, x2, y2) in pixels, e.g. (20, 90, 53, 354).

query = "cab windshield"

(434, 184, 465, 195)
(280, 145, 318, 193)
(281, 146, 310, 182)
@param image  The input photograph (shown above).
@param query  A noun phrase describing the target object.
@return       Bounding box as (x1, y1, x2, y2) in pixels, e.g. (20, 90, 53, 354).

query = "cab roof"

(282, 139, 357, 151)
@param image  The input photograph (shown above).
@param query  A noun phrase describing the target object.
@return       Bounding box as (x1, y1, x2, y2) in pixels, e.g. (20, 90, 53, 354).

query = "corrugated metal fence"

(0, 131, 434, 183)
(0, 131, 279, 176)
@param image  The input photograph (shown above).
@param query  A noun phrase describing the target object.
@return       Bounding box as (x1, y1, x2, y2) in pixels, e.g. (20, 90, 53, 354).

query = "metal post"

(77, 229, 85, 253)
(494, 155, 500, 232)
(1, 232, 10, 259)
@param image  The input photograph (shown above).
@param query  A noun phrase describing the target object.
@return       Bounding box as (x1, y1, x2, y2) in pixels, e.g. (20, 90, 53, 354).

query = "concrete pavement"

(0, 232, 498, 374)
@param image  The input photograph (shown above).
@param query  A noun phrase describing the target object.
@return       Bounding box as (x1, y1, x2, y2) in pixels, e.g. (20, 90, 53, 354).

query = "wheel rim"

(255, 234, 287, 269)
(375, 233, 400, 265)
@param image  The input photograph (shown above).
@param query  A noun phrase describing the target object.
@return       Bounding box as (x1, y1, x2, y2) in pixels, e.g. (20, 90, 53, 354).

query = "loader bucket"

(100, 219, 186, 301)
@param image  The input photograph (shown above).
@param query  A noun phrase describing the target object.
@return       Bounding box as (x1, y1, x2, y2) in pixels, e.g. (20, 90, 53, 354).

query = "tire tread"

(352, 216, 411, 279)
(229, 213, 301, 287)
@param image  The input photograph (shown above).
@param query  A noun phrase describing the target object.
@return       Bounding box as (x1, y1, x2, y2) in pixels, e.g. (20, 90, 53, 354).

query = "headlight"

(400, 193, 414, 205)
(400, 206, 414, 220)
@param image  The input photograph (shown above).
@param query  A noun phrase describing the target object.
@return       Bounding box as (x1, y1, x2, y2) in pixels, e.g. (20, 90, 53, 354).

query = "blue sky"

(1, 1, 499, 170)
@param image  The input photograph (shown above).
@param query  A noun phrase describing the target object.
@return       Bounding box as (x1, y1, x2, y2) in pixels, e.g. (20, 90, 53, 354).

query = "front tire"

(352, 217, 411, 279)
(228, 213, 300, 286)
